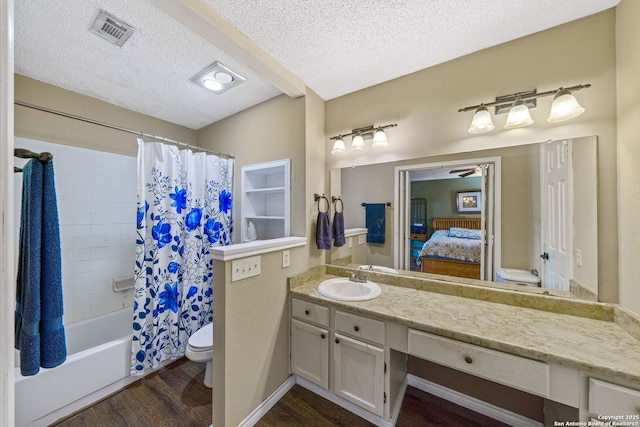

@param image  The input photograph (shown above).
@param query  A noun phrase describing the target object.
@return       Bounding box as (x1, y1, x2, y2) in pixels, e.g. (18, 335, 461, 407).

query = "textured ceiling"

(14, 0, 281, 130)
(14, 0, 619, 130)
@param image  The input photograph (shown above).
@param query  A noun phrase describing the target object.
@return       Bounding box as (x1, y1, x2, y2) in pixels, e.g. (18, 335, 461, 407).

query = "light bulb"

(202, 79, 224, 91)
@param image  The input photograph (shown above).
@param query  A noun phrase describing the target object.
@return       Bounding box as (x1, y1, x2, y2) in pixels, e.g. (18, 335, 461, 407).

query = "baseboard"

(407, 374, 543, 427)
(295, 376, 397, 427)
(238, 375, 296, 427)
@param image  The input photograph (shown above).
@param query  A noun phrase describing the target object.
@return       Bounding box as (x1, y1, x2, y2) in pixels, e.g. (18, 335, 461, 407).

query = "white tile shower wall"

(14, 137, 137, 324)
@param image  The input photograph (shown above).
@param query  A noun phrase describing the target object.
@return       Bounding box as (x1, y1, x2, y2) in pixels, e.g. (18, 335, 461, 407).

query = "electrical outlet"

(282, 250, 290, 268)
(231, 255, 261, 282)
(575, 249, 582, 267)
(348, 237, 353, 248)
(358, 234, 366, 245)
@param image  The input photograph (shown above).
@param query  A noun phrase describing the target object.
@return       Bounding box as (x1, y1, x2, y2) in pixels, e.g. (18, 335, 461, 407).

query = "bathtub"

(14, 307, 135, 427)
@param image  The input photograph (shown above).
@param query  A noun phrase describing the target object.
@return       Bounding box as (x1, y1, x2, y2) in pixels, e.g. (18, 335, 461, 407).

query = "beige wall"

(14, 75, 196, 156)
(197, 94, 306, 243)
(212, 246, 309, 426)
(325, 11, 618, 302)
(204, 89, 330, 425)
(304, 89, 329, 266)
(616, 0, 640, 316)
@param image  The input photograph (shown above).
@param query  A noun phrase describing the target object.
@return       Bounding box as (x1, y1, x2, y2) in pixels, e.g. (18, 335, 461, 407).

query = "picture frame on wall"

(456, 190, 481, 213)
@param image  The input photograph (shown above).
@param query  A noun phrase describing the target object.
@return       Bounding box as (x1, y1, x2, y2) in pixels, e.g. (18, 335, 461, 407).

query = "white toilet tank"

(495, 268, 541, 287)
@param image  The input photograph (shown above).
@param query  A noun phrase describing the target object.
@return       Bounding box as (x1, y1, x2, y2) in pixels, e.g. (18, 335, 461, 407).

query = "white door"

(541, 140, 572, 291)
(395, 170, 411, 270)
(480, 164, 495, 281)
(333, 333, 385, 417)
(290, 319, 329, 389)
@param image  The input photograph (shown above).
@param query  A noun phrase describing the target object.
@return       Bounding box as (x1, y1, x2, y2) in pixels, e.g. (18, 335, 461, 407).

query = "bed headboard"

(432, 217, 481, 230)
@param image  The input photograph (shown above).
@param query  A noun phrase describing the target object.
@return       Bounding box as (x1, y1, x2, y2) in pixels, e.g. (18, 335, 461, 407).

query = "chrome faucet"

(349, 271, 368, 283)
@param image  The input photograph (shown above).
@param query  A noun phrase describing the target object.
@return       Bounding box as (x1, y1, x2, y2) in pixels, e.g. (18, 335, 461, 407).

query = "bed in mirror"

(330, 136, 598, 301)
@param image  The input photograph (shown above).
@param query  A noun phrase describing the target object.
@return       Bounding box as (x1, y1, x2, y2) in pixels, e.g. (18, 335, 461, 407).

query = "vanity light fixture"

(547, 89, 585, 122)
(329, 123, 397, 155)
(503, 97, 534, 129)
(459, 84, 591, 134)
(191, 61, 245, 95)
(467, 105, 495, 134)
(331, 136, 347, 155)
(351, 133, 366, 151)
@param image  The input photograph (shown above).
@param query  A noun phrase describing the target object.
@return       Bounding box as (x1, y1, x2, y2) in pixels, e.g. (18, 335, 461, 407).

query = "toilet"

(185, 322, 213, 388)
(495, 268, 541, 287)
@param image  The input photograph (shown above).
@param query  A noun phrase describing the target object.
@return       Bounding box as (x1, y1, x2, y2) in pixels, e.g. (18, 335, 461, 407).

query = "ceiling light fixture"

(329, 124, 397, 155)
(191, 61, 245, 95)
(459, 84, 590, 133)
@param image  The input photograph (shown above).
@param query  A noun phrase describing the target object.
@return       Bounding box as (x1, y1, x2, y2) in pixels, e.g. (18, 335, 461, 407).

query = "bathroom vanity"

(288, 265, 640, 425)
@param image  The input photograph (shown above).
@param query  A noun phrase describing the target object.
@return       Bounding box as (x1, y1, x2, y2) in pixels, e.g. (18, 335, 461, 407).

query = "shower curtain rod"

(14, 100, 235, 159)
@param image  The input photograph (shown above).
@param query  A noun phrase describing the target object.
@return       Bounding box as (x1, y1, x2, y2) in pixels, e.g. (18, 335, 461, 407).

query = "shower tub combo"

(14, 307, 140, 426)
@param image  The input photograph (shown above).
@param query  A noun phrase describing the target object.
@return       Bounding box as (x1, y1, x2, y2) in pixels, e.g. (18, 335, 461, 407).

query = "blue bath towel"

(332, 211, 345, 247)
(15, 159, 66, 376)
(316, 211, 332, 250)
(365, 203, 386, 244)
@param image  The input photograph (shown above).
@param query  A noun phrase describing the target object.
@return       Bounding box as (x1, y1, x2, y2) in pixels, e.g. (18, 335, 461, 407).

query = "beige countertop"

(289, 267, 640, 387)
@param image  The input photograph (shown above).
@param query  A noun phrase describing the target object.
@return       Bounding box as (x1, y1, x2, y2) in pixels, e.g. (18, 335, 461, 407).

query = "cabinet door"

(291, 319, 329, 389)
(333, 333, 385, 417)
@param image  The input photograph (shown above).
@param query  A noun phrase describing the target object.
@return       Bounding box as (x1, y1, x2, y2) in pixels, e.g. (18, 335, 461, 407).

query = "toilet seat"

(187, 322, 213, 351)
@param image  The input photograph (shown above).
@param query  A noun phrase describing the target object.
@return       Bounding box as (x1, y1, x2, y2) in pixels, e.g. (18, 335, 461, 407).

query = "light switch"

(231, 255, 261, 281)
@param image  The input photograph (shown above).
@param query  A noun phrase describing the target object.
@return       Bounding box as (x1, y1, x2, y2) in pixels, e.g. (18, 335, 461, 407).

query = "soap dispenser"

(247, 220, 257, 241)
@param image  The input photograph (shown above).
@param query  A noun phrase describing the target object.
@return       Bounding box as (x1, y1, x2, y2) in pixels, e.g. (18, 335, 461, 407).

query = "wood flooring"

(52, 359, 510, 427)
(52, 358, 212, 427)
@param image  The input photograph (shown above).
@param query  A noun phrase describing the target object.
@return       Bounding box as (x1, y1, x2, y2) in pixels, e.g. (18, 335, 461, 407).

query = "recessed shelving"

(241, 159, 290, 242)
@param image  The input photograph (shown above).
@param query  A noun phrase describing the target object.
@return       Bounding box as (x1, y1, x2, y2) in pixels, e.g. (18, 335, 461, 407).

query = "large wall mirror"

(330, 136, 598, 300)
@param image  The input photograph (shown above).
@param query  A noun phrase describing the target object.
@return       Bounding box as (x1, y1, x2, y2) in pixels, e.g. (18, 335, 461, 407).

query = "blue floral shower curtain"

(131, 139, 233, 374)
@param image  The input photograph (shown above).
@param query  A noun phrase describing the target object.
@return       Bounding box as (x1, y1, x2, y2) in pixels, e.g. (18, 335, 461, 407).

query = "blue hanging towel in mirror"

(365, 203, 386, 244)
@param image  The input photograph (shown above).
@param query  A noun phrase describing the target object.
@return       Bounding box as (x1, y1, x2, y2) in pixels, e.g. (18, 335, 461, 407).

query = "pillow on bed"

(448, 227, 481, 240)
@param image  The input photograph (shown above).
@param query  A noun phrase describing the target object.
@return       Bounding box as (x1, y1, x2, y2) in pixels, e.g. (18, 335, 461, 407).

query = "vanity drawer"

(408, 329, 549, 397)
(292, 298, 329, 327)
(589, 378, 640, 416)
(335, 310, 385, 346)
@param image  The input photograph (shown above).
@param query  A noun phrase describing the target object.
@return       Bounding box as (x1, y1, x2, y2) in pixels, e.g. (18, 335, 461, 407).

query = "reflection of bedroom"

(409, 172, 482, 274)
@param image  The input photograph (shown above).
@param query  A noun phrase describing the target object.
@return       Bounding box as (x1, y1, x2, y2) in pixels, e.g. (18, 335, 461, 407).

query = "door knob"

(540, 252, 549, 260)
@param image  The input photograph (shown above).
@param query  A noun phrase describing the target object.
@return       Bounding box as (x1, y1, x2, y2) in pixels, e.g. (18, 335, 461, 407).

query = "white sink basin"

(358, 265, 398, 274)
(317, 278, 382, 302)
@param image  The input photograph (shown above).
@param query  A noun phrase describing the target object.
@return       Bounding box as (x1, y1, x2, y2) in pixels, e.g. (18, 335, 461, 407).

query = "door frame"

(394, 156, 502, 279)
(1, 0, 15, 425)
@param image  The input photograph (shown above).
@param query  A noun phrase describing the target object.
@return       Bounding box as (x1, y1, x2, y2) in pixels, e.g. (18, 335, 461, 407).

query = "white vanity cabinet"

(290, 298, 405, 423)
(241, 159, 290, 242)
(333, 311, 386, 417)
(587, 378, 640, 419)
(290, 299, 329, 389)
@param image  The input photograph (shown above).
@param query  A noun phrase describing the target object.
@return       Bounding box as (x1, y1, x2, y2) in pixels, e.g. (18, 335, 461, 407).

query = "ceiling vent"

(90, 10, 134, 47)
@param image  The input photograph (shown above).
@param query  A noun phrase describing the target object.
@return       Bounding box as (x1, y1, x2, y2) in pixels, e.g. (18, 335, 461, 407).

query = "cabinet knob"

(335, 338, 340, 344)
(320, 333, 326, 339)
(464, 356, 473, 364)
(304, 310, 310, 315)
(354, 326, 360, 332)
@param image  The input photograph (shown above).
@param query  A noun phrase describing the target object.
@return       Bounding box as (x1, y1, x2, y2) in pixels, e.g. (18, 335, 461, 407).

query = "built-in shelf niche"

(241, 158, 290, 242)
